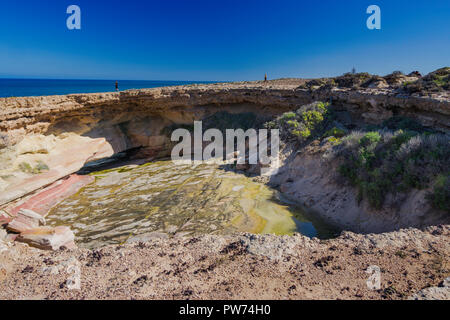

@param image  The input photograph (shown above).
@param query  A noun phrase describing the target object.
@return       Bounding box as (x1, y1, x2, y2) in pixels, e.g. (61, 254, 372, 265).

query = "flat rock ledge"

(0, 225, 448, 300)
(0, 174, 95, 251)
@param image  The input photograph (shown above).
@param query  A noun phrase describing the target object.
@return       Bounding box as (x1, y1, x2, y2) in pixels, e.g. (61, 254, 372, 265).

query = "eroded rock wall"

(0, 82, 449, 209)
(1, 83, 449, 143)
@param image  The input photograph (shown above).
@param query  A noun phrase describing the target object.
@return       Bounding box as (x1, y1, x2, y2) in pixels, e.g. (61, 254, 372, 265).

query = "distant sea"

(0, 79, 217, 98)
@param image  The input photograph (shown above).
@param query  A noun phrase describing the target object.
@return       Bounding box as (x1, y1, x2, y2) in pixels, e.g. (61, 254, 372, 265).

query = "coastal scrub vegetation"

(403, 67, 450, 93)
(323, 127, 347, 138)
(270, 104, 449, 212)
(296, 67, 450, 94)
(427, 174, 449, 211)
(328, 128, 449, 211)
(265, 101, 334, 142)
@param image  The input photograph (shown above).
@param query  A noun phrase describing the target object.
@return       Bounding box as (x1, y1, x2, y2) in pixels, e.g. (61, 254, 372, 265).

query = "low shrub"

(402, 67, 450, 93)
(327, 136, 342, 146)
(265, 101, 333, 143)
(426, 174, 450, 212)
(286, 120, 299, 128)
(330, 129, 449, 210)
(334, 72, 372, 88)
(323, 127, 347, 138)
(281, 112, 296, 121)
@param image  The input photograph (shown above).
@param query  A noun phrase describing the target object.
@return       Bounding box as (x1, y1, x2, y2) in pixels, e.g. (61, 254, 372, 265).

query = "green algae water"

(47, 160, 336, 248)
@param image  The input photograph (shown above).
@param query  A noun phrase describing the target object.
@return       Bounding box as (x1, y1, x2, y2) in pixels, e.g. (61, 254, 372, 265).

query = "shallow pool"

(47, 160, 337, 248)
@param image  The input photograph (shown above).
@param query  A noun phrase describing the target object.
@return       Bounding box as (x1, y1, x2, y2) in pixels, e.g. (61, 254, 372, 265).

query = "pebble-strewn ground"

(1, 225, 448, 300)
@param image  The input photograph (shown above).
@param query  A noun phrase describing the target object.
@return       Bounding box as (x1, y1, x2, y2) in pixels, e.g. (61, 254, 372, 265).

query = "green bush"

(426, 174, 450, 212)
(328, 136, 342, 146)
(265, 101, 332, 143)
(323, 127, 346, 138)
(286, 120, 299, 128)
(432, 74, 449, 87)
(291, 130, 300, 137)
(264, 120, 277, 130)
(281, 112, 296, 121)
(299, 128, 311, 138)
(359, 131, 381, 146)
(302, 110, 324, 129)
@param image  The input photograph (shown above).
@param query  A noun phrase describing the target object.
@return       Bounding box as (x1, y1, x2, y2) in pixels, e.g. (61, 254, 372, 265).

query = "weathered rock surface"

(6, 174, 95, 217)
(7, 209, 45, 233)
(409, 277, 450, 300)
(0, 228, 6, 240)
(16, 226, 75, 250)
(0, 174, 93, 250)
(0, 213, 12, 226)
(0, 228, 8, 252)
(0, 135, 110, 205)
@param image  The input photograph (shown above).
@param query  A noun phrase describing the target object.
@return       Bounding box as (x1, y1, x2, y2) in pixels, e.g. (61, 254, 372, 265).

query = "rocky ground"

(1, 225, 448, 300)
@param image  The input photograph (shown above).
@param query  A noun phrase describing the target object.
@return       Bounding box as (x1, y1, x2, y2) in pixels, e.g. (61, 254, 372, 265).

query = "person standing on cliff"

(115, 81, 119, 92)
(264, 74, 267, 82)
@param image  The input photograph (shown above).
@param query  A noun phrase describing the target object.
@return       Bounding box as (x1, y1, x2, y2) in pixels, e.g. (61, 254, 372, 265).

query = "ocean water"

(0, 79, 216, 98)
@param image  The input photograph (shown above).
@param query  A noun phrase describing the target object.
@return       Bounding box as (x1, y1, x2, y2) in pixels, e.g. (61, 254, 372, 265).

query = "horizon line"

(0, 77, 228, 82)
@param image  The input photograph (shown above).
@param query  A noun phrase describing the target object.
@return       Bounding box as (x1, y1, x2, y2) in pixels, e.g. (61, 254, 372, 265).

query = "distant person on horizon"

(115, 81, 119, 91)
(264, 74, 267, 82)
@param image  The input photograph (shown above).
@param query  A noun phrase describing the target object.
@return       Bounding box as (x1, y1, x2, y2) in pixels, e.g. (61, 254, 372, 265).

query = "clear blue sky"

(0, 0, 448, 81)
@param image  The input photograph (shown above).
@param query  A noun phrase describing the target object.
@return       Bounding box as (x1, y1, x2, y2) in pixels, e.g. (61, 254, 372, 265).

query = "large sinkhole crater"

(3, 84, 448, 250)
